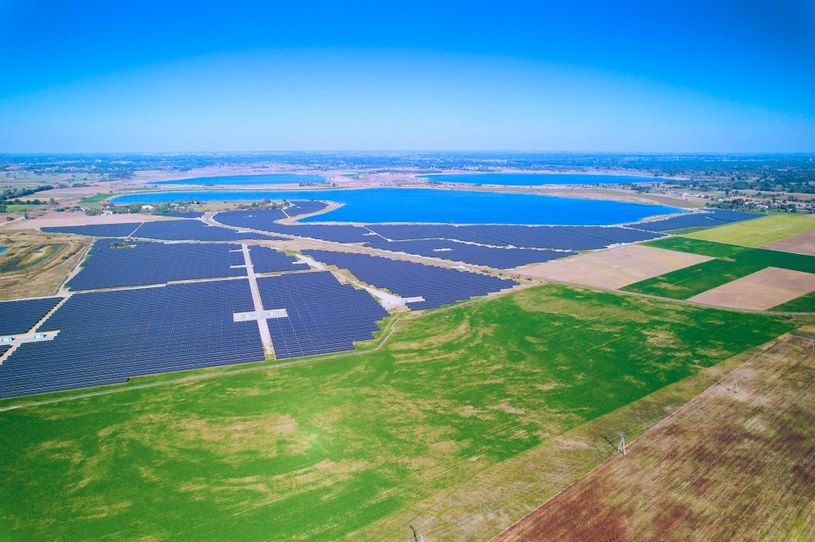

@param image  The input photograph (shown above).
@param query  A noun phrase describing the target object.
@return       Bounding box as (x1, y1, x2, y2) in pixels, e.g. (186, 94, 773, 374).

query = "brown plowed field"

(765, 229, 815, 256)
(496, 333, 815, 542)
(688, 266, 815, 311)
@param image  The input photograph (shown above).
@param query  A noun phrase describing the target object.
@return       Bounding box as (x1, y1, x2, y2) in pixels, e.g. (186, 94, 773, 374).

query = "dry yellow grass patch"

(515, 244, 712, 290)
(688, 267, 815, 311)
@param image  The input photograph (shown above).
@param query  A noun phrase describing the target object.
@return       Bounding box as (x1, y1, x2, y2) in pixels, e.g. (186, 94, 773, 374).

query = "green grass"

(79, 193, 112, 204)
(624, 238, 815, 300)
(0, 285, 794, 541)
(684, 213, 815, 246)
(773, 291, 815, 312)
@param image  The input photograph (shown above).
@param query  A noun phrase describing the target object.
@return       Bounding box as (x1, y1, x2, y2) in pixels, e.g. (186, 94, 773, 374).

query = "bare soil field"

(688, 266, 815, 311)
(515, 244, 712, 290)
(496, 333, 815, 542)
(1, 212, 161, 230)
(765, 229, 815, 256)
(0, 230, 89, 300)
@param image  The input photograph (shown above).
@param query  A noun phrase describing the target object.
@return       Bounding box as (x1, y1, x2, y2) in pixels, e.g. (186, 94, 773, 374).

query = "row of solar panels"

(67, 240, 304, 291)
(633, 209, 760, 232)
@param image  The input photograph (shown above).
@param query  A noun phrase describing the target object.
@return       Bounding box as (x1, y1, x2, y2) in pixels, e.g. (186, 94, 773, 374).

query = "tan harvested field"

(515, 244, 712, 290)
(765, 229, 815, 256)
(496, 333, 815, 542)
(688, 267, 815, 311)
(1, 212, 162, 230)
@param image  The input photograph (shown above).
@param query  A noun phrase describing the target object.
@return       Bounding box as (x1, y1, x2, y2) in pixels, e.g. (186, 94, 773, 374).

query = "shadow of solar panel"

(0, 297, 62, 335)
(304, 250, 517, 310)
(257, 271, 388, 359)
(134, 220, 279, 241)
(0, 280, 264, 398)
(250, 247, 304, 273)
(42, 223, 142, 237)
(67, 240, 247, 290)
(365, 239, 571, 268)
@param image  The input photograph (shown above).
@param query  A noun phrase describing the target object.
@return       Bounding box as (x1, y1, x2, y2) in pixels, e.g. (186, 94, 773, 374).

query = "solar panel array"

(365, 239, 571, 268)
(258, 271, 388, 358)
(462, 225, 662, 250)
(0, 280, 264, 398)
(215, 210, 373, 243)
(67, 240, 246, 290)
(154, 211, 204, 218)
(365, 224, 504, 244)
(42, 223, 142, 237)
(304, 250, 517, 310)
(0, 297, 62, 335)
(633, 209, 761, 232)
(249, 246, 306, 273)
(285, 201, 329, 216)
(133, 220, 279, 241)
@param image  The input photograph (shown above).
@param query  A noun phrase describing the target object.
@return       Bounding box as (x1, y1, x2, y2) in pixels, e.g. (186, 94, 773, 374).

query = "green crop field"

(624, 238, 815, 300)
(684, 214, 815, 246)
(0, 285, 794, 541)
(774, 291, 815, 313)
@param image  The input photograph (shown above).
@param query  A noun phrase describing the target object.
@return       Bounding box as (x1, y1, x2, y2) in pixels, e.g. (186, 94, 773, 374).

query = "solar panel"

(0, 297, 62, 335)
(257, 271, 388, 359)
(632, 210, 761, 232)
(153, 211, 204, 218)
(365, 224, 505, 245)
(304, 250, 518, 310)
(133, 219, 281, 241)
(366, 239, 571, 268)
(0, 280, 264, 398)
(249, 246, 305, 273)
(42, 223, 142, 237)
(67, 240, 247, 290)
(215, 210, 373, 243)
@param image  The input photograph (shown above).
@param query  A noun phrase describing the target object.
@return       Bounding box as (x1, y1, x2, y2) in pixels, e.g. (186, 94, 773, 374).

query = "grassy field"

(497, 332, 815, 542)
(685, 213, 815, 246)
(0, 284, 794, 541)
(774, 291, 815, 313)
(79, 193, 112, 205)
(624, 238, 815, 300)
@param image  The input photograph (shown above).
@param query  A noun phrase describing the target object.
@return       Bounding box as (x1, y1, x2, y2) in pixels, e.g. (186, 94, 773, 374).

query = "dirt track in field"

(514, 244, 712, 290)
(495, 333, 815, 542)
(688, 266, 815, 311)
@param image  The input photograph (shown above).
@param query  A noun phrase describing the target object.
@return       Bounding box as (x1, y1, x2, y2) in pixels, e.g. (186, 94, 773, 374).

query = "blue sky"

(0, 0, 813, 152)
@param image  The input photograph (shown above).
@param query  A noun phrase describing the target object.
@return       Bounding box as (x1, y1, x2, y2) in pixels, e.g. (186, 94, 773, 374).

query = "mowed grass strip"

(624, 237, 815, 300)
(685, 213, 815, 246)
(0, 285, 793, 541)
(497, 333, 815, 542)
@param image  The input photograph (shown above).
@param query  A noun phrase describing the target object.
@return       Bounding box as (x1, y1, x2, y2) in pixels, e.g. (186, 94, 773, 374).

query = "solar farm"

(3, 195, 813, 541)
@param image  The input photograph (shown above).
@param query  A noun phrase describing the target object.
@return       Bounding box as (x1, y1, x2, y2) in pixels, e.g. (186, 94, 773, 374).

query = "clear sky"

(0, 0, 813, 153)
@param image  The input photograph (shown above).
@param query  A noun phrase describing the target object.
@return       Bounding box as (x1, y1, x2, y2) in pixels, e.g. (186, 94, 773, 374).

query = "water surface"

(112, 188, 680, 225)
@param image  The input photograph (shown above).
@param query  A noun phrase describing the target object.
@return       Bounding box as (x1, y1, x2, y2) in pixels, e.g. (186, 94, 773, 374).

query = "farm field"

(765, 229, 815, 256)
(774, 291, 815, 313)
(0, 284, 794, 541)
(624, 237, 815, 301)
(496, 332, 815, 542)
(684, 213, 815, 246)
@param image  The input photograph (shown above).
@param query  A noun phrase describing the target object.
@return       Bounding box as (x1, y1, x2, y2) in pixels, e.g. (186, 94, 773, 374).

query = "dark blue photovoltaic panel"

(285, 201, 329, 216)
(0, 297, 62, 335)
(568, 226, 664, 244)
(0, 280, 264, 398)
(42, 223, 142, 237)
(257, 271, 388, 359)
(364, 224, 505, 245)
(304, 250, 517, 310)
(249, 246, 306, 273)
(458, 225, 662, 250)
(67, 240, 246, 290)
(154, 211, 204, 218)
(215, 210, 373, 243)
(366, 239, 571, 268)
(133, 220, 280, 241)
(632, 209, 761, 232)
